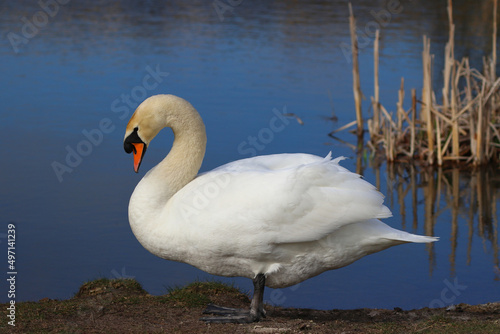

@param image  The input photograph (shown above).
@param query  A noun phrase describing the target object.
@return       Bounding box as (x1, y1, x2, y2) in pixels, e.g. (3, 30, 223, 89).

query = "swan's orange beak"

(124, 127, 147, 173)
(132, 143, 146, 173)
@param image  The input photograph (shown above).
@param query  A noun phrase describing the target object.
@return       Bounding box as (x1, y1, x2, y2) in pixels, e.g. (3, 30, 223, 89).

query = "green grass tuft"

(159, 280, 246, 308)
(75, 278, 146, 298)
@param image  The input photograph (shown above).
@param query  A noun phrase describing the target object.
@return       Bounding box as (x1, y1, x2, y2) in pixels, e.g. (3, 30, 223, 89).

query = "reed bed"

(345, 0, 500, 166)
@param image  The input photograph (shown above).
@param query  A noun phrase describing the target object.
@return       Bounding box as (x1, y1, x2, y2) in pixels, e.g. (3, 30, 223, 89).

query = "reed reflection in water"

(363, 160, 500, 281)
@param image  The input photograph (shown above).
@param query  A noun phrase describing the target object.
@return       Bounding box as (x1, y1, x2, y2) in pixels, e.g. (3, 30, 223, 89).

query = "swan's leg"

(249, 273, 266, 318)
(200, 274, 266, 323)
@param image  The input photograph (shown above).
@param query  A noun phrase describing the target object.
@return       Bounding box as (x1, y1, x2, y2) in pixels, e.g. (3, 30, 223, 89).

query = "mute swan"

(123, 94, 438, 323)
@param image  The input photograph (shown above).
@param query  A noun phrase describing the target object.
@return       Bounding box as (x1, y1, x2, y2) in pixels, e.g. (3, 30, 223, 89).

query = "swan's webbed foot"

(202, 304, 248, 315)
(199, 274, 267, 324)
(200, 304, 265, 323)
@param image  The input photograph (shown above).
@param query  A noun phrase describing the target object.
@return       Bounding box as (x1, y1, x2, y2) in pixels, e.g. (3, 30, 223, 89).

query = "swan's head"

(123, 94, 203, 173)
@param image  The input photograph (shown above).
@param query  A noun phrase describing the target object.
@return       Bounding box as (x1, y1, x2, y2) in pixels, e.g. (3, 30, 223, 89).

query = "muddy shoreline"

(2, 279, 499, 333)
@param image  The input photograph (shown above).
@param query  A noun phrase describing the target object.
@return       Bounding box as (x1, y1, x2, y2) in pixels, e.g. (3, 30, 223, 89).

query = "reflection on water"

(368, 160, 500, 279)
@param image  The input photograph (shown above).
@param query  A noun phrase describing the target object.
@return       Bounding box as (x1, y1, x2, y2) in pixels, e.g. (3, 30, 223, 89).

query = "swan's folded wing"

(165, 154, 392, 247)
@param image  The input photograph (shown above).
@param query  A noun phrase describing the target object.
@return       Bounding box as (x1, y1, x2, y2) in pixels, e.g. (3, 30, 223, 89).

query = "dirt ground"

(2, 278, 499, 333)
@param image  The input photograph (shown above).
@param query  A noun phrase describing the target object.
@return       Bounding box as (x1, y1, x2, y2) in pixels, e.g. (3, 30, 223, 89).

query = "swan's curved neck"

(128, 107, 207, 241)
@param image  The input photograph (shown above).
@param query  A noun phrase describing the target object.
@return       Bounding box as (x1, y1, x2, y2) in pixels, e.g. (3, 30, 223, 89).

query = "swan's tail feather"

(365, 219, 439, 244)
(390, 232, 439, 244)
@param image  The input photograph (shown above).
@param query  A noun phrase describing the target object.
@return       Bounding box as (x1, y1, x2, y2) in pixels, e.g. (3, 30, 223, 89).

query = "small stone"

(253, 326, 291, 333)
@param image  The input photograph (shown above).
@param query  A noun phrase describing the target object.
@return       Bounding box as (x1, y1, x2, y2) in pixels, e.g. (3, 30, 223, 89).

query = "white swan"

(123, 94, 438, 323)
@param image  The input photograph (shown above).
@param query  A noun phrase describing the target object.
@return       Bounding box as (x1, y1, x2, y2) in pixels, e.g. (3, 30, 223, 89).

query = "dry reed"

(344, 0, 499, 166)
(348, 3, 364, 137)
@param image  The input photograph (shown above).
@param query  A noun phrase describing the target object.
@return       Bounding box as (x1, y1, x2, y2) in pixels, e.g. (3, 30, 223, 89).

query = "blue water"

(1, 0, 499, 310)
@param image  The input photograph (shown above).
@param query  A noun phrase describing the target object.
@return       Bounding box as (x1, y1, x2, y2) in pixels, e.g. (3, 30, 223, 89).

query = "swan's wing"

(164, 153, 392, 246)
(209, 153, 326, 173)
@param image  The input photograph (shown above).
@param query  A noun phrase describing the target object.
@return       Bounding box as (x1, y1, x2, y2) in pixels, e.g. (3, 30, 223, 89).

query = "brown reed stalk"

(486, 0, 498, 161)
(476, 82, 486, 164)
(464, 58, 473, 102)
(422, 36, 434, 164)
(435, 113, 443, 166)
(492, 0, 497, 83)
(349, 3, 363, 137)
(373, 29, 380, 134)
(446, 0, 460, 158)
(465, 59, 477, 161)
(411, 89, 417, 157)
(442, 0, 453, 109)
(397, 78, 405, 134)
(384, 120, 390, 161)
(450, 66, 460, 158)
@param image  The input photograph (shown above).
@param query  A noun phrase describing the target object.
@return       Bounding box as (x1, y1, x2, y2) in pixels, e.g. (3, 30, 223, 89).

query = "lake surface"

(1, 0, 499, 310)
